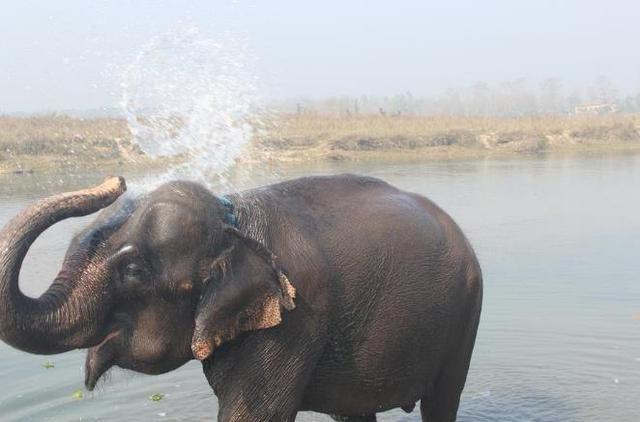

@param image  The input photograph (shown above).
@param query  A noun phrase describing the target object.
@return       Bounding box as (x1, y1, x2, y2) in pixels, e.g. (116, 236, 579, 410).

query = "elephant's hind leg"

(330, 414, 376, 422)
(420, 331, 478, 420)
(421, 281, 480, 421)
(420, 368, 465, 422)
(420, 352, 473, 422)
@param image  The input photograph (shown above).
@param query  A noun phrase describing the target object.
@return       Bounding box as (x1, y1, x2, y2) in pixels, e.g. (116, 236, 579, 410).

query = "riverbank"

(251, 113, 640, 162)
(0, 115, 151, 174)
(2, 114, 639, 173)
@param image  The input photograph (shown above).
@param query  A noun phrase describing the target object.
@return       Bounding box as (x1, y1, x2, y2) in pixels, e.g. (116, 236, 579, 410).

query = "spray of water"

(120, 27, 267, 189)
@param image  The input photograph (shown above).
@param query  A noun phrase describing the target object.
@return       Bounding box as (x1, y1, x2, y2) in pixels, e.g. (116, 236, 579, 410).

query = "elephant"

(0, 173, 482, 421)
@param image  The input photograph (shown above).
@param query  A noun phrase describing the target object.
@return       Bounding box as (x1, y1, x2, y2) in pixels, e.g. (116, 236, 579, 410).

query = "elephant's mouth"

(85, 330, 120, 391)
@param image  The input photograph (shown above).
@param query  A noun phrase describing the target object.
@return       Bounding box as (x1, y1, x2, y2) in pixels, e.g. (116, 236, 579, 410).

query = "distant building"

(573, 103, 618, 115)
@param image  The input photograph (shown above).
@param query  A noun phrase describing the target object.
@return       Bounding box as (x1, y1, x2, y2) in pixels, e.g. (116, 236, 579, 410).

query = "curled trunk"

(0, 177, 126, 354)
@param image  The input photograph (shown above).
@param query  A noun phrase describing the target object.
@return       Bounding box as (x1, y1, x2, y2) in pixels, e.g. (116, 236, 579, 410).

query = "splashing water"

(120, 27, 265, 188)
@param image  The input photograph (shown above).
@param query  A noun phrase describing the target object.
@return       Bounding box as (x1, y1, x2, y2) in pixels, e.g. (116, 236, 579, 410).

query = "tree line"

(274, 76, 640, 117)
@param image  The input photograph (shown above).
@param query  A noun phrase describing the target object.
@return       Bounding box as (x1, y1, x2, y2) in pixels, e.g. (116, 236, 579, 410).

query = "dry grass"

(0, 115, 147, 172)
(0, 115, 128, 142)
(254, 113, 640, 161)
(264, 113, 640, 138)
(1, 113, 639, 173)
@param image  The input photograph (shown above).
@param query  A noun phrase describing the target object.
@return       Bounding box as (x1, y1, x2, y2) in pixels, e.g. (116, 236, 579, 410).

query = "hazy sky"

(1, 0, 639, 112)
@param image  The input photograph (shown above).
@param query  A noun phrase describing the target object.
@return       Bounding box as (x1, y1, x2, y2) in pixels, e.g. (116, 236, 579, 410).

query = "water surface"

(0, 153, 639, 421)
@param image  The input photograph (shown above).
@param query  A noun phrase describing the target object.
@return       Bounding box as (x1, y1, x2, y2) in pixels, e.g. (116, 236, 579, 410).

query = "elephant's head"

(0, 177, 295, 390)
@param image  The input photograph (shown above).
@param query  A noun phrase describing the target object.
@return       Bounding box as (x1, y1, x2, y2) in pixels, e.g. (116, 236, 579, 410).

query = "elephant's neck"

(227, 194, 271, 247)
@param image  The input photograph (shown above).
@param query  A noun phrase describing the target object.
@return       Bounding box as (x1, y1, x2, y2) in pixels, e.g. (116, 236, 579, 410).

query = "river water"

(0, 153, 638, 421)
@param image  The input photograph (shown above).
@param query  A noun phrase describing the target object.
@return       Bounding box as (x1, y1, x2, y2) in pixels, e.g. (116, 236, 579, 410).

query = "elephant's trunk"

(0, 177, 126, 354)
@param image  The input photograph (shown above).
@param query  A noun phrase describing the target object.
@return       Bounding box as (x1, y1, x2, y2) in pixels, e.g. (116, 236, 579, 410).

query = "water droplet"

(119, 27, 266, 189)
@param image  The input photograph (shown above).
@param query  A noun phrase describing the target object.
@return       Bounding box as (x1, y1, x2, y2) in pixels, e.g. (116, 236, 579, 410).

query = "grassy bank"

(1, 114, 639, 173)
(253, 114, 640, 162)
(0, 115, 152, 173)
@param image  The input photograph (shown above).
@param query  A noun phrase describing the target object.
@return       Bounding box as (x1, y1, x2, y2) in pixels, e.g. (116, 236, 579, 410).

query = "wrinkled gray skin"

(0, 174, 482, 421)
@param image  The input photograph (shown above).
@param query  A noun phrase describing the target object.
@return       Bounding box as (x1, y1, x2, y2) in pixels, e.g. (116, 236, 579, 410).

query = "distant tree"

(470, 82, 491, 116)
(438, 88, 464, 116)
(589, 75, 618, 104)
(539, 78, 564, 114)
(567, 90, 583, 112)
(619, 96, 637, 113)
(496, 78, 537, 117)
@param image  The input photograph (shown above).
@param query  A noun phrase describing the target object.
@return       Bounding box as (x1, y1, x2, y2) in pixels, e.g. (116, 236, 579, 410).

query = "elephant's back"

(257, 173, 480, 321)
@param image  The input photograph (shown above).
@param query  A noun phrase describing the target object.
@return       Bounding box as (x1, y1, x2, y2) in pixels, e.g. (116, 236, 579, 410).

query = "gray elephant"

(0, 174, 482, 421)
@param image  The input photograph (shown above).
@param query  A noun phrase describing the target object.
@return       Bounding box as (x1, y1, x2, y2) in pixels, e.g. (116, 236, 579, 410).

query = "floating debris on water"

(150, 393, 164, 402)
(71, 390, 84, 400)
(42, 361, 55, 369)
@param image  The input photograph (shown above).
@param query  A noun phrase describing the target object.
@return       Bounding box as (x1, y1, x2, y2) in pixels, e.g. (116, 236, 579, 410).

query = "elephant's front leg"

(217, 392, 299, 422)
(214, 314, 325, 421)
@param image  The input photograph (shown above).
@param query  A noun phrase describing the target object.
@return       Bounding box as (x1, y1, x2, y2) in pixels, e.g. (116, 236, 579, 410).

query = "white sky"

(1, 0, 639, 112)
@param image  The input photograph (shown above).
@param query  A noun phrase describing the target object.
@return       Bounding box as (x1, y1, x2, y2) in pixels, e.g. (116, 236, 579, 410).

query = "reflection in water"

(0, 153, 639, 421)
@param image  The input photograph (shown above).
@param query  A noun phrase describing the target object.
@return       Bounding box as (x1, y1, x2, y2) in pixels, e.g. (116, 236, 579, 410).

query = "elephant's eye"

(122, 262, 146, 285)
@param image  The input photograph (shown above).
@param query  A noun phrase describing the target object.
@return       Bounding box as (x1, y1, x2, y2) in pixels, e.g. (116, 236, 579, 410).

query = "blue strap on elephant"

(219, 196, 238, 227)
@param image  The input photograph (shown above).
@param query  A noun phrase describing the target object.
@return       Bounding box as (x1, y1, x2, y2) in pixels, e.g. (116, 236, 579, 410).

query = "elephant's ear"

(191, 231, 295, 361)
